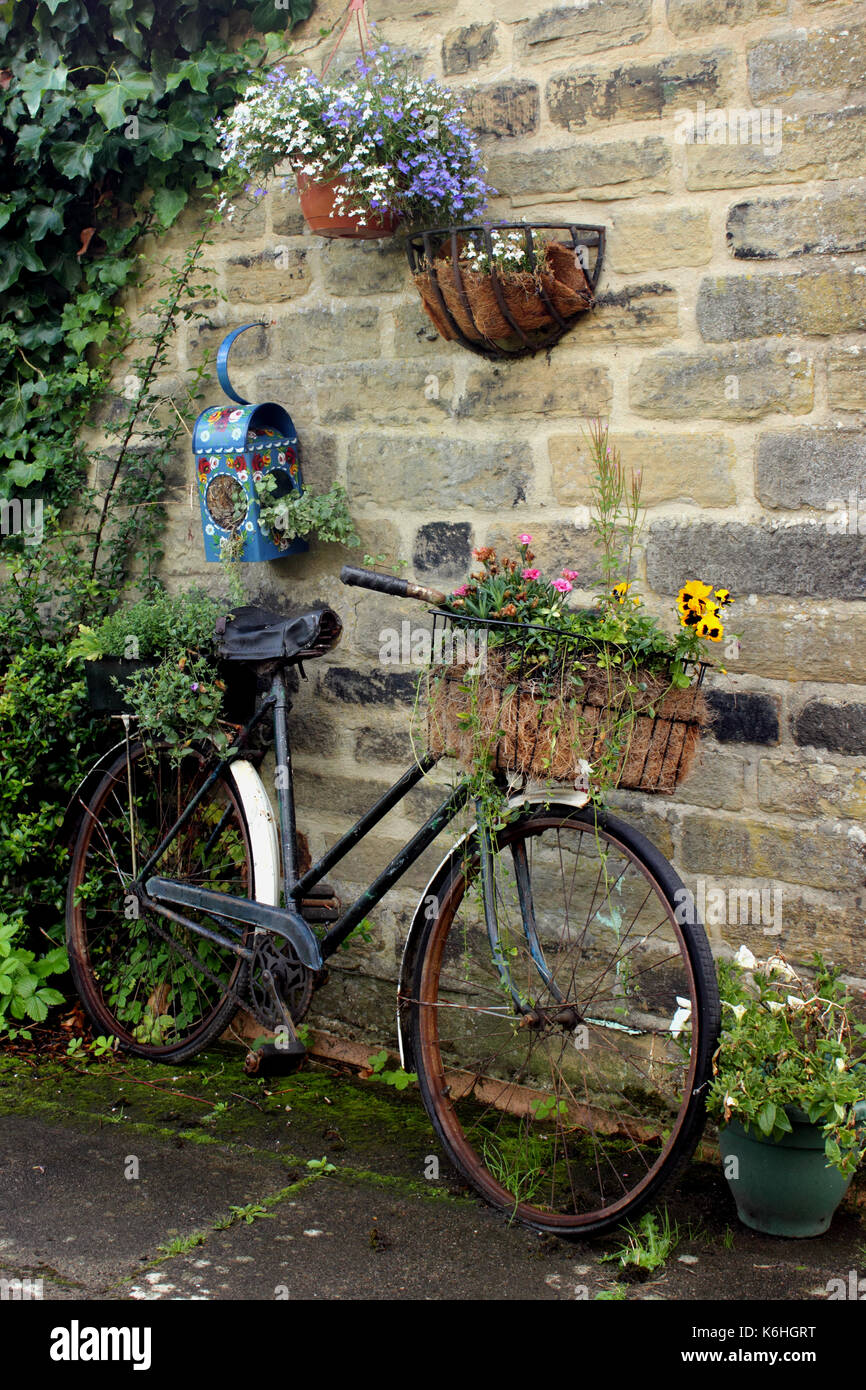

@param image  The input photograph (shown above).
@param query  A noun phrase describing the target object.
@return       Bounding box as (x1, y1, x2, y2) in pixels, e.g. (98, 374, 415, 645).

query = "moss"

(0, 1043, 449, 1186)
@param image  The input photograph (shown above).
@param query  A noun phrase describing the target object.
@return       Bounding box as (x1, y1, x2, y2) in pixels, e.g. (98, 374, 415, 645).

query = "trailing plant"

(0, 215, 226, 1037)
(707, 947, 866, 1177)
(254, 476, 359, 548)
(217, 43, 493, 229)
(0, 0, 313, 504)
(122, 654, 230, 758)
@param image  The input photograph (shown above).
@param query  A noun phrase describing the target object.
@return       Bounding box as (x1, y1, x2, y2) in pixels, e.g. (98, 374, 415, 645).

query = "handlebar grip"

(339, 565, 447, 605)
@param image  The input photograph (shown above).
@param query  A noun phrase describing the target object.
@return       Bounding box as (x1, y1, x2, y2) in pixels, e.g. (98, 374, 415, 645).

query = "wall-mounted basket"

(406, 221, 605, 360)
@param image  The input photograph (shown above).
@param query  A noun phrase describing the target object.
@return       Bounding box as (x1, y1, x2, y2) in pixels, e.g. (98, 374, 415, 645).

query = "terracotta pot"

(297, 175, 399, 240)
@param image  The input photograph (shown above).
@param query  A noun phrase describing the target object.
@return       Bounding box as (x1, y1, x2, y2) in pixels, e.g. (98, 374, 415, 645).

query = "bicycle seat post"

(270, 668, 300, 895)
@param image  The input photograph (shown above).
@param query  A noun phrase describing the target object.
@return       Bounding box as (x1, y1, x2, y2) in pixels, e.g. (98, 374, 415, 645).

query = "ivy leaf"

(50, 139, 96, 180)
(15, 60, 69, 117)
(151, 186, 187, 228)
(164, 54, 219, 94)
(27, 204, 63, 241)
(250, 0, 313, 31)
(0, 240, 47, 292)
(15, 123, 45, 161)
(87, 72, 154, 130)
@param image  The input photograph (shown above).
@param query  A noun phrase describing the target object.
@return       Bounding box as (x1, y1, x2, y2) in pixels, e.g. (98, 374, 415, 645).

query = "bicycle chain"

(140, 905, 312, 1029)
(141, 904, 256, 1020)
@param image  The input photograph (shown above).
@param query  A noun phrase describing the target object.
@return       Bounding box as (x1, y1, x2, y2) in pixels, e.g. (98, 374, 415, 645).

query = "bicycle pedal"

(244, 1040, 307, 1077)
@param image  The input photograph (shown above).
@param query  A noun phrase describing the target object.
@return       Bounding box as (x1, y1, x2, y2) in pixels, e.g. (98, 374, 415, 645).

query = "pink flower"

(452, 584, 469, 597)
(522, 567, 540, 581)
(561, 569, 578, 580)
(551, 578, 572, 593)
(518, 533, 533, 544)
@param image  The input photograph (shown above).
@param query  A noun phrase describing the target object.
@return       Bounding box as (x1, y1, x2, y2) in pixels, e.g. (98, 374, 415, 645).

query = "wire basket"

(406, 221, 604, 360)
(423, 611, 710, 795)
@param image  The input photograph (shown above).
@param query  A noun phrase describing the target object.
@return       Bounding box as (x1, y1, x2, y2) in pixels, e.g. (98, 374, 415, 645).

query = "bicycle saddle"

(216, 604, 342, 664)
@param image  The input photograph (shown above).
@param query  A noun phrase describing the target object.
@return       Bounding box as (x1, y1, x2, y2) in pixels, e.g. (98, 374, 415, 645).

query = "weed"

(157, 1231, 208, 1258)
(601, 1208, 680, 1273)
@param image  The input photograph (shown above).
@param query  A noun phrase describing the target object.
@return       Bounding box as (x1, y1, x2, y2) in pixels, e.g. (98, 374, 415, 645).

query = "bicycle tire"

(66, 742, 255, 1062)
(410, 803, 720, 1236)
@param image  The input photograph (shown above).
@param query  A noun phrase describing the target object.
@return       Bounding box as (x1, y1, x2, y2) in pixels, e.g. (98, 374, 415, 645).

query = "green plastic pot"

(720, 1108, 854, 1238)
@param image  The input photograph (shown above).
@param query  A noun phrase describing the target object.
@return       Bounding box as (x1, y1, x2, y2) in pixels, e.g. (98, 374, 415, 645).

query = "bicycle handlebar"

(340, 565, 447, 606)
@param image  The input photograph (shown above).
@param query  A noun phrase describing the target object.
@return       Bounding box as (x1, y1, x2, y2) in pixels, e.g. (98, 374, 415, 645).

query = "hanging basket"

(424, 615, 709, 795)
(407, 222, 604, 359)
(297, 175, 400, 240)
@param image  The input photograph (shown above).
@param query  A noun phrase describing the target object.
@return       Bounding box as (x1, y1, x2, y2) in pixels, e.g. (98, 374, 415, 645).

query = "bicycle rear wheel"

(410, 804, 719, 1236)
(66, 742, 254, 1061)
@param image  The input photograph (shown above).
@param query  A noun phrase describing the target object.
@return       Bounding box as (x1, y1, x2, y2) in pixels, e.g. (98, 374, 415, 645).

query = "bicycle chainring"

(247, 935, 314, 1030)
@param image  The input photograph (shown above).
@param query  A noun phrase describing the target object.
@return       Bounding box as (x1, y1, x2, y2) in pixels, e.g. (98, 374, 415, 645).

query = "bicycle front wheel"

(66, 742, 254, 1062)
(410, 804, 719, 1236)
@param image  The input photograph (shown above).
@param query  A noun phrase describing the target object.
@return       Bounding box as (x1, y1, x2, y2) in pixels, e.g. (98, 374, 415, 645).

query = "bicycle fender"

(395, 787, 590, 1070)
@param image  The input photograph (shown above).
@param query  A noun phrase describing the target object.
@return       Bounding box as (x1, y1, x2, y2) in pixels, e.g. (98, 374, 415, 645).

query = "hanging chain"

(321, 0, 370, 79)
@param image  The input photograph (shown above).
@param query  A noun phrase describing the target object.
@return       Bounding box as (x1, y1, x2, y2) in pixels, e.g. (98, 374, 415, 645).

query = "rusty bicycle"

(65, 564, 719, 1236)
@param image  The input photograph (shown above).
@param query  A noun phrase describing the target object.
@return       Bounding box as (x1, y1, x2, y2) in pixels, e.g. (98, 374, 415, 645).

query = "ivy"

(0, 0, 317, 1035)
(0, 0, 313, 501)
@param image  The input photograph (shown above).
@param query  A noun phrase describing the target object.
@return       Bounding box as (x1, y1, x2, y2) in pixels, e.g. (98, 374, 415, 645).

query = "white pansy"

(734, 945, 757, 970)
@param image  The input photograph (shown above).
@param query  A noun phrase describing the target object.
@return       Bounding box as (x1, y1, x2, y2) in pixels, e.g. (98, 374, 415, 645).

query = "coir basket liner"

(414, 240, 594, 344)
(426, 654, 710, 794)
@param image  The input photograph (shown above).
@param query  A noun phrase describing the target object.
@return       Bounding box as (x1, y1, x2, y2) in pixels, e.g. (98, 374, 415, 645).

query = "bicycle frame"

(136, 668, 472, 973)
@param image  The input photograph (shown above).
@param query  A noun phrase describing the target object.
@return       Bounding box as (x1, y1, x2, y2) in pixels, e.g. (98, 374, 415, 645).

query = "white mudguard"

(228, 760, 281, 907)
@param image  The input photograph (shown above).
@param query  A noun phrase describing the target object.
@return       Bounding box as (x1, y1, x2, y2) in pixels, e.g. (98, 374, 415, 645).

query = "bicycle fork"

(475, 803, 567, 1020)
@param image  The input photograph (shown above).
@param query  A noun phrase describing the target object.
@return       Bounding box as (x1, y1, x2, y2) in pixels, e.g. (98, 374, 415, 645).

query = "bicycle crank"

(244, 935, 312, 1077)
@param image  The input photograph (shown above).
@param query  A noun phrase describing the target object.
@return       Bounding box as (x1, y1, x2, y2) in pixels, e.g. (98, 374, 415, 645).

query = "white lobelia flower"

(836, 1057, 846, 1072)
(734, 945, 758, 970)
(786, 994, 806, 1010)
(723, 1093, 739, 1108)
(669, 996, 692, 1037)
(731, 1003, 747, 1021)
(765, 1001, 784, 1014)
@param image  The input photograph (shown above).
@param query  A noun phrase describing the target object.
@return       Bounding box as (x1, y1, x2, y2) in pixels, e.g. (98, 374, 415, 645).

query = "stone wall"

(137, 0, 866, 1040)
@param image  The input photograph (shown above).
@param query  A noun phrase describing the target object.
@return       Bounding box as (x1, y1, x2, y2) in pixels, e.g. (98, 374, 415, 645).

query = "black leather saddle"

(216, 604, 342, 665)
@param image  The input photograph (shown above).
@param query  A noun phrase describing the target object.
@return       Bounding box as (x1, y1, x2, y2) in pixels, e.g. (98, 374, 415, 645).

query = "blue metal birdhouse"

(192, 323, 308, 563)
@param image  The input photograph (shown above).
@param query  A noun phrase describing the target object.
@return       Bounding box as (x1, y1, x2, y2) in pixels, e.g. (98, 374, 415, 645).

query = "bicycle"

(65, 564, 721, 1237)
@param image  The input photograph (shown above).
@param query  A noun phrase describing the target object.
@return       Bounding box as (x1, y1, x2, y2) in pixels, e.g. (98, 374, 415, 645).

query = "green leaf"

(164, 55, 219, 94)
(251, 0, 313, 31)
(24, 995, 49, 1022)
(757, 1101, 776, 1136)
(0, 240, 47, 293)
(50, 140, 97, 181)
(16, 61, 69, 117)
(27, 204, 64, 241)
(36, 987, 65, 1006)
(87, 73, 154, 130)
(151, 186, 188, 228)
